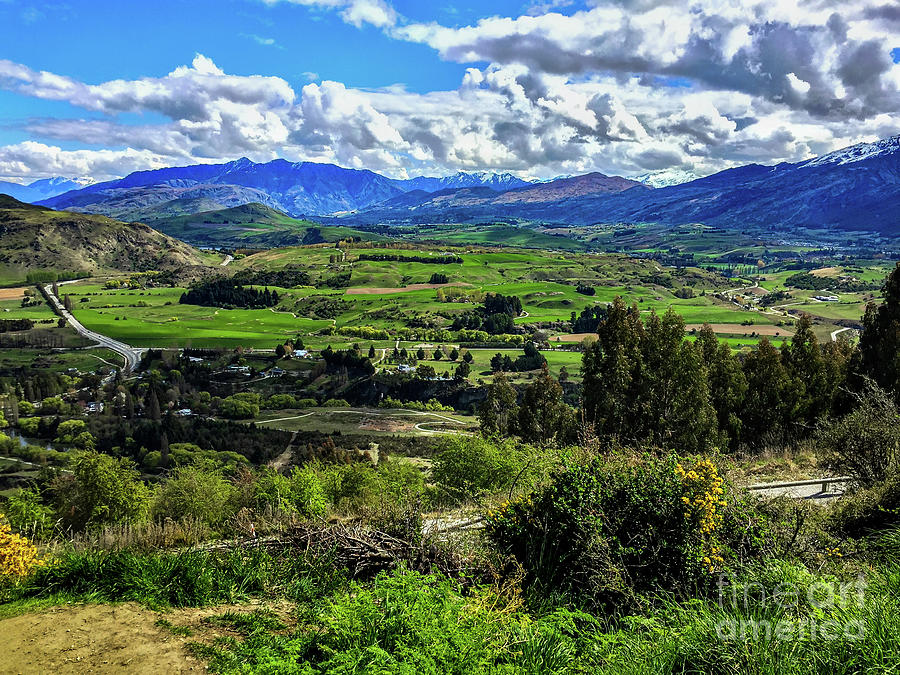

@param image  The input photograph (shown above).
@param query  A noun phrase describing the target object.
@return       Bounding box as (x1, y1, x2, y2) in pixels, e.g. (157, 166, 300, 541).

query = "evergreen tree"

(740, 338, 793, 447)
(478, 372, 519, 437)
(368, 344, 376, 359)
(696, 324, 747, 447)
(581, 297, 644, 440)
(148, 391, 162, 421)
(516, 365, 575, 444)
(859, 262, 900, 395)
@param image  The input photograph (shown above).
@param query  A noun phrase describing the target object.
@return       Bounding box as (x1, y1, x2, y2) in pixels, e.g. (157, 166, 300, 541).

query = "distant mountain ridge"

(36, 160, 540, 220)
(16, 135, 900, 237)
(0, 176, 92, 203)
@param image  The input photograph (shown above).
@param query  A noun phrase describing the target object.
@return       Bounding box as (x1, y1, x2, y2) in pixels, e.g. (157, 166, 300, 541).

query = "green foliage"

(322, 398, 349, 408)
(817, 380, 900, 488)
(151, 464, 237, 528)
(2, 487, 54, 539)
(485, 453, 756, 605)
(379, 397, 454, 412)
(220, 396, 259, 420)
(54, 419, 94, 449)
(431, 436, 544, 503)
(251, 467, 328, 519)
(8, 547, 346, 607)
(56, 451, 150, 530)
(582, 302, 719, 452)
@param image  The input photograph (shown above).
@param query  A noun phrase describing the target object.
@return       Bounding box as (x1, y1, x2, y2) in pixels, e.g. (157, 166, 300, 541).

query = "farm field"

(0, 347, 124, 372)
(56, 246, 886, 353)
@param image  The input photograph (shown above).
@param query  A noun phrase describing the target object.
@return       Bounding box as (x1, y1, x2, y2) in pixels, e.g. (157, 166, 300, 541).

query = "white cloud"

(259, 0, 397, 28)
(1, 0, 899, 183)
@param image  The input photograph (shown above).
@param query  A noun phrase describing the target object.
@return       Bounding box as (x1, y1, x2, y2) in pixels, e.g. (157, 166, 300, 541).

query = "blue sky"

(0, 0, 898, 182)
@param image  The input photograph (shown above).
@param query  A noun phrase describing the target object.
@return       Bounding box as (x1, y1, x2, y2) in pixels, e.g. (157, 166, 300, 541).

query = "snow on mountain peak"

(631, 168, 699, 188)
(802, 136, 900, 168)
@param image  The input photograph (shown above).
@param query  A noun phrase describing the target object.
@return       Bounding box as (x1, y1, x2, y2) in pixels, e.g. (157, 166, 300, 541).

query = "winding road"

(44, 283, 146, 372)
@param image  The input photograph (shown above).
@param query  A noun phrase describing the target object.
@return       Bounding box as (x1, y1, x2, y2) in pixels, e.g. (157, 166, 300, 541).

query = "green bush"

(817, 381, 900, 488)
(2, 486, 54, 539)
(151, 464, 237, 528)
(55, 451, 151, 530)
(831, 476, 900, 535)
(219, 396, 259, 419)
(198, 568, 582, 674)
(485, 454, 748, 605)
(252, 467, 328, 519)
(323, 398, 350, 408)
(431, 436, 540, 503)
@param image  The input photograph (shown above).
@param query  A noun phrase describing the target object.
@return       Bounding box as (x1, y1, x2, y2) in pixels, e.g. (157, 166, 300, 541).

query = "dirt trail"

(0, 603, 203, 674)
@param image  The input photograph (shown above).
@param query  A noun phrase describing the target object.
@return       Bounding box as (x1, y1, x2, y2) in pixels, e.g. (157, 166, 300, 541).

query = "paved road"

(44, 283, 146, 372)
(220, 254, 234, 267)
(747, 477, 849, 501)
(831, 326, 855, 342)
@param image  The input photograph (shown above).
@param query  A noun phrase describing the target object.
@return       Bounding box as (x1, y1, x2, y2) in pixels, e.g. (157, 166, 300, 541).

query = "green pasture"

(0, 347, 124, 373)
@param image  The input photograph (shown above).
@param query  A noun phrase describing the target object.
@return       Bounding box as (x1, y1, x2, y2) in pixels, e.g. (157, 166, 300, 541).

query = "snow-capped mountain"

(0, 176, 93, 203)
(800, 136, 900, 168)
(631, 169, 700, 188)
(401, 171, 531, 192)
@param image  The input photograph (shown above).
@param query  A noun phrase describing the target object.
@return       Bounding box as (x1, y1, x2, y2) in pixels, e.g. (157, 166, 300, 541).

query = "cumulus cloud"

(0, 0, 898, 183)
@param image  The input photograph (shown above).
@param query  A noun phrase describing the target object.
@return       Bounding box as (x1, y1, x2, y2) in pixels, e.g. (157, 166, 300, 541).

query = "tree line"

(179, 279, 280, 309)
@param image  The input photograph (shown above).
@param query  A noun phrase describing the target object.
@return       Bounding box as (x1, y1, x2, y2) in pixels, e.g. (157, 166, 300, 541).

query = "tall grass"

(5, 546, 346, 608)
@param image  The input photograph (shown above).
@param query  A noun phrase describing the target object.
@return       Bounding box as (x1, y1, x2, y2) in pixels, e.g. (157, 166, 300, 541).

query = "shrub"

(252, 467, 328, 519)
(152, 464, 237, 528)
(431, 437, 539, 503)
(55, 451, 151, 530)
(323, 398, 350, 408)
(0, 514, 43, 580)
(817, 381, 900, 488)
(2, 487, 53, 539)
(485, 453, 741, 605)
(220, 396, 259, 420)
(831, 475, 900, 535)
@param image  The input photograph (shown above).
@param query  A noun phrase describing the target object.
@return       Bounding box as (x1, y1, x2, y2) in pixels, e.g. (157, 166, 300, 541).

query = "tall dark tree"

(740, 338, 794, 447)
(581, 297, 644, 441)
(516, 365, 576, 444)
(696, 324, 747, 447)
(148, 391, 162, 421)
(478, 372, 519, 437)
(859, 262, 900, 395)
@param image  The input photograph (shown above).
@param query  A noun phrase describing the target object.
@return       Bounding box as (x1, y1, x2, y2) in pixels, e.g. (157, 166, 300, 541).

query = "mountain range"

(5, 135, 899, 239)
(339, 136, 900, 235)
(0, 177, 92, 203)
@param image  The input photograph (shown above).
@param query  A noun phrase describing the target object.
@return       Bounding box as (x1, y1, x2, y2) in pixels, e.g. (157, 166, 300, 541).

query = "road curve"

(44, 283, 146, 372)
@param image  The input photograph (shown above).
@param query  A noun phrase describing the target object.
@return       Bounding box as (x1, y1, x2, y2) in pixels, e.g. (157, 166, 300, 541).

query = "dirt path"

(270, 430, 299, 471)
(0, 603, 203, 674)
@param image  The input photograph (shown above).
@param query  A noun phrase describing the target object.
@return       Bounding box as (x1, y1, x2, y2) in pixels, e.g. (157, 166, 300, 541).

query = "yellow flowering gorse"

(0, 514, 43, 579)
(676, 459, 727, 572)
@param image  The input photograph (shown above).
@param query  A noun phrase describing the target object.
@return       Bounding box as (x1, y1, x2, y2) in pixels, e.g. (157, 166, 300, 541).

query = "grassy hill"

(0, 195, 208, 283)
(147, 202, 384, 248)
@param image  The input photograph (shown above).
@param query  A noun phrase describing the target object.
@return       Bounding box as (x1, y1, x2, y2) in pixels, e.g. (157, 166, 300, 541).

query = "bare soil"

(346, 282, 470, 295)
(0, 603, 202, 674)
(0, 601, 295, 674)
(810, 267, 841, 277)
(0, 287, 27, 300)
(358, 417, 414, 432)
